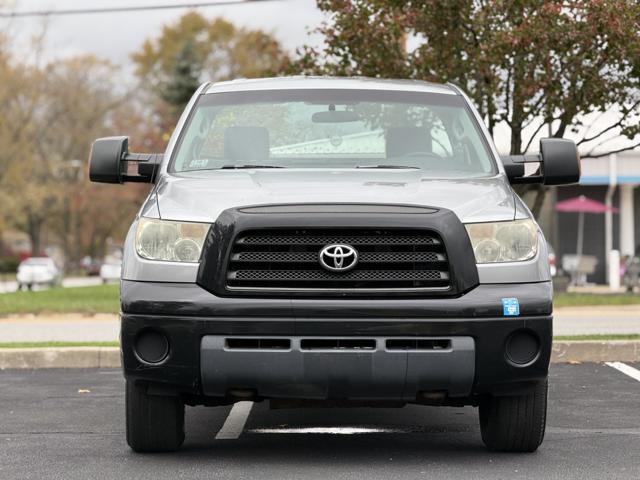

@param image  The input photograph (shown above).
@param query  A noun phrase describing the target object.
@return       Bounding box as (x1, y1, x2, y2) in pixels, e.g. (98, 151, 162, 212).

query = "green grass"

(0, 284, 119, 315)
(554, 292, 640, 307)
(0, 341, 119, 348)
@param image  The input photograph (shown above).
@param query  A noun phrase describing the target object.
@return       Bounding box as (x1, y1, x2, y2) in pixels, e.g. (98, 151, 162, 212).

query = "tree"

(0, 54, 147, 263)
(132, 12, 290, 123)
(160, 40, 202, 117)
(0, 39, 42, 185)
(0, 35, 44, 252)
(300, 0, 640, 155)
(296, 1, 640, 214)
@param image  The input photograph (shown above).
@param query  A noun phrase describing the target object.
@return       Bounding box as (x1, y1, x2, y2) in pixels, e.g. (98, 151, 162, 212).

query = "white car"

(99, 260, 122, 284)
(16, 257, 62, 290)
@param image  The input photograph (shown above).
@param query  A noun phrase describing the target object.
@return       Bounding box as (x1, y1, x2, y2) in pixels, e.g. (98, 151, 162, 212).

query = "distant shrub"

(0, 256, 21, 274)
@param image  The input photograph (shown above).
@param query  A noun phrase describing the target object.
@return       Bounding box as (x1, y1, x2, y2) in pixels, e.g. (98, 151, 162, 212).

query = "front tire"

(126, 380, 185, 452)
(479, 380, 547, 452)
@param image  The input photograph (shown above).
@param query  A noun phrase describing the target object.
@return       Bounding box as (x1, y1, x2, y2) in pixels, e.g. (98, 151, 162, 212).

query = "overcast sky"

(2, 0, 325, 65)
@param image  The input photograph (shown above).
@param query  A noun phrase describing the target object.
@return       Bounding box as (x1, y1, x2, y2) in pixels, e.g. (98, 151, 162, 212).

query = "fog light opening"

(135, 330, 170, 364)
(505, 330, 540, 366)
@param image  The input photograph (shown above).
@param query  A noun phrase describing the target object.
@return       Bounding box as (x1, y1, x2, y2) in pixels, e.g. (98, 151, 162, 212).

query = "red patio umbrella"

(555, 195, 618, 281)
(556, 195, 619, 214)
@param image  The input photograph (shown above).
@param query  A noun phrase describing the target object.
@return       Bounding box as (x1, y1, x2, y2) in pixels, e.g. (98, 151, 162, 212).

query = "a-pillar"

(619, 184, 636, 256)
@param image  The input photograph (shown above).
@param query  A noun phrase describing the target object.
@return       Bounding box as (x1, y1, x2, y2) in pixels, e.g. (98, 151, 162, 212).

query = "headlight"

(465, 219, 538, 263)
(135, 217, 210, 262)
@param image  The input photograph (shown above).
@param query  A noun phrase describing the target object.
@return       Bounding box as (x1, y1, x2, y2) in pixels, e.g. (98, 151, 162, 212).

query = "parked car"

(89, 77, 580, 453)
(99, 259, 122, 284)
(16, 257, 62, 290)
(80, 256, 102, 276)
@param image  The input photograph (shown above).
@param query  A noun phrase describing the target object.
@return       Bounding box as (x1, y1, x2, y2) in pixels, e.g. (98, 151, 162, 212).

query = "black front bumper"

(120, 280, 552, 403)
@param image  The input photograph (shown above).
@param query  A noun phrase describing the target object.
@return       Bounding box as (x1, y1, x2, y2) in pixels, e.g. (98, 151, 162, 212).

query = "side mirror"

(539, 138, 581, 185)
(501, 138, 581, 186)
(89, 136, 162, 184)
(501, 155, 525, 182)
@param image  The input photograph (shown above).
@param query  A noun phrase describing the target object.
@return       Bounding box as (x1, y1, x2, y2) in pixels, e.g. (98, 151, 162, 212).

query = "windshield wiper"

(356, 165, 420, 169)
(219, 164, 284, 169)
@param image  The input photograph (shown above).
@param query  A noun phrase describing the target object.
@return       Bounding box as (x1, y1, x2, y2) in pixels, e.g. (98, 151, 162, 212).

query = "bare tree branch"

(577, 101, 640, 145)
(522, 121, 549, 153)
(583, 141, 640, 158)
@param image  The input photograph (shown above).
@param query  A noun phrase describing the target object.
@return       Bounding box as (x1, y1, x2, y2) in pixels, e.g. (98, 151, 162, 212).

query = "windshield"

(22, 258, 51, 266)
(170, 89, 496, 177)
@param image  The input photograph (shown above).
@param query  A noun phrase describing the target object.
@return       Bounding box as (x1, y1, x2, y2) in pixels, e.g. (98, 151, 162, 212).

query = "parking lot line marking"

(606, 362, 640, 383)
(215, 401, 254, 440)
(249, 427, 400, 435)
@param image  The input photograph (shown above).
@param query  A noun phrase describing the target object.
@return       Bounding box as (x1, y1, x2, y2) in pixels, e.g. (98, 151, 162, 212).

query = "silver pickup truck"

(88, 77, 580, 453)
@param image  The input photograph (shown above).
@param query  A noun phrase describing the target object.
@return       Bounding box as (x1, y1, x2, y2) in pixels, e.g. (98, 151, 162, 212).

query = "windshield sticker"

(188, 158, 209, 169)
(502, 298, 520, 316)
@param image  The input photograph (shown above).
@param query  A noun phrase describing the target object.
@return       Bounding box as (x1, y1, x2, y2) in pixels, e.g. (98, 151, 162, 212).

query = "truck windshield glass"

(170, 89, 496, 177)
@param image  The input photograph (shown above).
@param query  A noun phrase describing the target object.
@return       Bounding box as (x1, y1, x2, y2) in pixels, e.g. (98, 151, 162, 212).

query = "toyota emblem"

(319, 244, 359, 272)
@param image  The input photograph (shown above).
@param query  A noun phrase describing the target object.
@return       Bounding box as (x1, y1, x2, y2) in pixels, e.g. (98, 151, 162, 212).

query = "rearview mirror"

(89, 136, 162, 184)
(501, 138, 580, 186)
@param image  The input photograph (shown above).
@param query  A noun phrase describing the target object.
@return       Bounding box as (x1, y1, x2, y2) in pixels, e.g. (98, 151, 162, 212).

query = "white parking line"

(250, 427, 398, 435)
(215, 401, 254, 440)
(606, 362, 640, 382)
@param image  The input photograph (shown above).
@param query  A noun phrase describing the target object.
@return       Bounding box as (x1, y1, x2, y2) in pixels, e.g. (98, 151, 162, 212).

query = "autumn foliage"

(297, 0, 640, 157)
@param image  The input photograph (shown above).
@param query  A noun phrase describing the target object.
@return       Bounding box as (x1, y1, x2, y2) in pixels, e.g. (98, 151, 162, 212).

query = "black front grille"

(226, 228, 450, 291)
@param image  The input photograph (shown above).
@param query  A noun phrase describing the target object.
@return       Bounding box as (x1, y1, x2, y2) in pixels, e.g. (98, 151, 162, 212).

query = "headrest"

(385, 126, 432, 158)
(224, 126, 270, 162)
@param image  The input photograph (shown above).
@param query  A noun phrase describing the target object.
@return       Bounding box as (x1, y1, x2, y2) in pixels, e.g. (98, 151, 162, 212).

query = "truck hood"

(154, 169, 516, 224)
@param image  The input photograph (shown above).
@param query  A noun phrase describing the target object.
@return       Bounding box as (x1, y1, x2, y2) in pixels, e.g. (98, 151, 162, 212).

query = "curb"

(551, 341, 640, 363)
(0, 347, 120, 369)
(1, 342, 639, 369)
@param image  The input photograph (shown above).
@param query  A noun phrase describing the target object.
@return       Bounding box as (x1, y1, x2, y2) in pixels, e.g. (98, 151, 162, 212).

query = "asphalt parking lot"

(1, 364, 639, 480)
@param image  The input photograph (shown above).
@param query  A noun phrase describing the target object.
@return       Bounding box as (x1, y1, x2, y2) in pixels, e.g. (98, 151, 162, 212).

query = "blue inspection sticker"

(502, 298, 520, 316)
